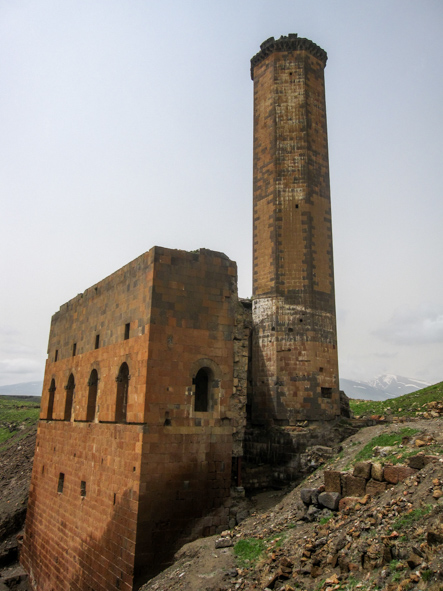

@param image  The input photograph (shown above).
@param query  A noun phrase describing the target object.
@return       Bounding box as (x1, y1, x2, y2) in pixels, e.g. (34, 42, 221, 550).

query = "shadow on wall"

(69, 488, 137, 591)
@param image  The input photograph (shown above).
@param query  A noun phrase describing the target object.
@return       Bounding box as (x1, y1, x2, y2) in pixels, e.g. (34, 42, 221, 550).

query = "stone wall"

(250, 36, 340, 424)
(21, 247, 238, 591)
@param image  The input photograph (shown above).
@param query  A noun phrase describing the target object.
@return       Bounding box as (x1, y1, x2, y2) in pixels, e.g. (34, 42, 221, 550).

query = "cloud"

(0, 358, 41, 375)
(374, 305, 443, 345)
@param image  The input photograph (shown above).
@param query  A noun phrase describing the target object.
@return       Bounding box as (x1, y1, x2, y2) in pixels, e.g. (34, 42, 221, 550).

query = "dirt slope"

(142, 418, 443, 591)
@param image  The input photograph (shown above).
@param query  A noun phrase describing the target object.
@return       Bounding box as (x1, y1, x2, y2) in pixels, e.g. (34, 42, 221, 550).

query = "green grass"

(350, 381, 443, 419)
(353, 428, 419, 463)
(234, 538, 265, 567)
(392, 504, 433, 531)
(0, 396, 40, 445)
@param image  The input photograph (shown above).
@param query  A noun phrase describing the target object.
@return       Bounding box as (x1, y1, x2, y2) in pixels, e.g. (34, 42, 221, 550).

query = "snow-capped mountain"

(368, 374, 431, 395)
(340, 374, 432, 401)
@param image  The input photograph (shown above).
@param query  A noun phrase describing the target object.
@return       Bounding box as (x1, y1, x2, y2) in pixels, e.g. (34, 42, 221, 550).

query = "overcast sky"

(1, 0, 442, 389)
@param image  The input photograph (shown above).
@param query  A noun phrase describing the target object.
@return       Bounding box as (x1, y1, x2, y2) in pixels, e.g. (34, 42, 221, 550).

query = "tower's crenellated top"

(250, 34, 327, 79)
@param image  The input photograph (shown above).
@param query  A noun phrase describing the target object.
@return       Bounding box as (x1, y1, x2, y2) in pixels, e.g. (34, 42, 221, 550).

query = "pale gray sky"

(1, 0, 442, 387)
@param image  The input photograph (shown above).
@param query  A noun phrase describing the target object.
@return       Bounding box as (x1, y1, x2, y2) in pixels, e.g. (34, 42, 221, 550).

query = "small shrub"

(422, 569, 432, 582)
(234, 538, 265, 566)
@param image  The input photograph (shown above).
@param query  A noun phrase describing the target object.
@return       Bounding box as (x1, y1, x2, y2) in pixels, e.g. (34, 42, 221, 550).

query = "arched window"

(64, 374, 75, 421)
(194, 367, 212, 412)
(47, 379, 56, 420)
(115, 363, 129, 423)
(86, 369, 98, 422)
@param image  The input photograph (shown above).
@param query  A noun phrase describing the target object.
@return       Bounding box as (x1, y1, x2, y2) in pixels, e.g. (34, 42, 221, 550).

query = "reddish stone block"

(342, 474, 367, 497)
(353, 462, 372, 480)
(366, 479, 387, 496)
(383, 465, 418, 484)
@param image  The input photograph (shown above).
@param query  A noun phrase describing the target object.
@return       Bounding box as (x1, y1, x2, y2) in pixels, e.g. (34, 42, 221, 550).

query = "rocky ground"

(0, 425, 36, 589)
(1, 415, 443, 591)
(141, 418, 443, 591)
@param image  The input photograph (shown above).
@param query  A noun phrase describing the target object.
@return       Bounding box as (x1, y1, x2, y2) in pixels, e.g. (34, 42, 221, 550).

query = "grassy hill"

(0, 395, 41, 449)
(350, 381, 443, 420)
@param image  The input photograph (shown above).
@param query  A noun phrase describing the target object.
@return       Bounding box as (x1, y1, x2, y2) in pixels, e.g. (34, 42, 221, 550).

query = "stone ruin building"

(21, 34, 342, 591)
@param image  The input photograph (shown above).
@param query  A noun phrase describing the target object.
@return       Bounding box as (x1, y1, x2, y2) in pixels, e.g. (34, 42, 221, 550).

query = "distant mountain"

(0, 375, 433, 402)
(340, 374, 432, 401)
(368, 374, 431, 396)
(0, 381, 43, 397)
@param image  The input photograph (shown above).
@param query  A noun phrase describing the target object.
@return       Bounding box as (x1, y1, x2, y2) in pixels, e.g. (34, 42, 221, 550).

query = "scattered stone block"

(300, 488, 318, 505)
(353, 462, 372, 480)
(324, 470, 342, 493)
(318, 491, 341, 511)
(383, 465, 417, 485)
(371, 462, 384, 481)
(215, 537, 234, 548)
(407, 455, 425, 469)
(366, 479, 387, 496)
(342, 474, 367, 497)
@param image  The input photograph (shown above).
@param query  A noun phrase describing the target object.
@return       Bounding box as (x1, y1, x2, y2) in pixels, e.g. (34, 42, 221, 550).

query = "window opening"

(86, 369, 98, 422)
(58, 473, 64, 493)
(54, 349, 58, 362)
(95, 334, 100, 350)
(124, 323, 130, 340)
(80, 481, 86, 497)
(115, 362, 129, 422)
(64, 374, 75, 421)
(47, 379, 56, 420)
(72, 343, 77, 357)
(321, 387, 332, 399)
(194, 367, 210, 412)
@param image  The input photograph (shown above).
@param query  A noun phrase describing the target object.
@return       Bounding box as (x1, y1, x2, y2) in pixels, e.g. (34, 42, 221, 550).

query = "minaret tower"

(251, 34, 340, 424)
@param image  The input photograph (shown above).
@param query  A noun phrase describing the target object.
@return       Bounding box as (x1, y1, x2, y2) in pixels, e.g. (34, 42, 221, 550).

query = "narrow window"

(124, 323, 130, 340)
(194, 367, 211, 412)
(64, 374, 75, 421)
(54, 349, 58, 362)
(47, 379, 56, 420)
(95, 334, 100, 350)
(80, 481, 86, 497)
(58, 473, 64, 493)
(115, 362, 129, 422)
(86, 369, 98, 422)
(72, 343, 77, 357)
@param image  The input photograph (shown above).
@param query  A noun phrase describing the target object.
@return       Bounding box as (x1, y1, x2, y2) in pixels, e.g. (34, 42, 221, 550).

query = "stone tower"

(251, 34, 340, 424)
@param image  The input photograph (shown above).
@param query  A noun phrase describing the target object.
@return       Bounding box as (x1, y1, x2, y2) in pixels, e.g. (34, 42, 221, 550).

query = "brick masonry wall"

(251, 38, 340, 424)
(22, 246, 238, 590)
(21, 421, 142, 591)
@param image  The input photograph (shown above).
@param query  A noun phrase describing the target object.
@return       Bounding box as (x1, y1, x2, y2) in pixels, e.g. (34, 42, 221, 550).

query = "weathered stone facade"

(251, 35, 340, 424)
(22, 34, 342, 590)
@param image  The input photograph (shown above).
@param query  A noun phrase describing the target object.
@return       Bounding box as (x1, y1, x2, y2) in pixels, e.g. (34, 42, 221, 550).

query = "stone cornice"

(251, 34, 327, 79)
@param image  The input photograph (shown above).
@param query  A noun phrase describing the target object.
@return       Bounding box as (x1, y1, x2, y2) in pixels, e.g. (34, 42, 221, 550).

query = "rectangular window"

(57, 473, 64, 493)
(72, 343, 77, 357)
(321, 387, 332, 399)
(80, 480, 86, 497)
(124, 323, 130, 340)
(54, 350, 58, 362)
(95, 334, 100, 350)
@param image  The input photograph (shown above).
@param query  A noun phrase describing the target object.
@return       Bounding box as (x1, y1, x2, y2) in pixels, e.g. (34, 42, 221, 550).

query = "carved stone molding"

(251, 34, 327, 79)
